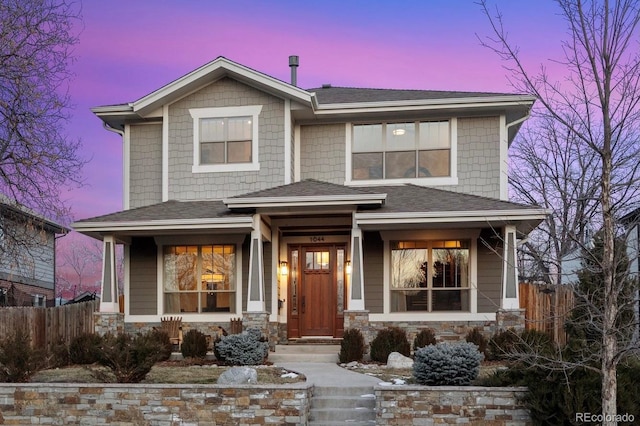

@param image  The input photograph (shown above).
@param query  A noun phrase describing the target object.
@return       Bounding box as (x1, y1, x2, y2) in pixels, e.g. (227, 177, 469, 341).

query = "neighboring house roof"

(0, 198, 69, 234)
(73, 180, 547, 237)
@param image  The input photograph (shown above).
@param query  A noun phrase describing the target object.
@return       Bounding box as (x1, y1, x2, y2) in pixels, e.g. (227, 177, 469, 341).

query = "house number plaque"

(309, 236, 325, 242)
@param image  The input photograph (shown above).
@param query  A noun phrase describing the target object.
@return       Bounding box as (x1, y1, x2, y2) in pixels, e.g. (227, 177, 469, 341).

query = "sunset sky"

(66, 0, 566, 222)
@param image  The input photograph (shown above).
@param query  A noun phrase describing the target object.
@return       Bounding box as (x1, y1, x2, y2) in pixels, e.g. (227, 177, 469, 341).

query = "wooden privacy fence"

(519, 282, 575, 345)
(0, 300, 99, 351)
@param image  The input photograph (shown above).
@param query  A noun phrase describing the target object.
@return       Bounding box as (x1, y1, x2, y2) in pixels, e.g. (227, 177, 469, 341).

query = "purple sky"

(65, 0, 566, 221)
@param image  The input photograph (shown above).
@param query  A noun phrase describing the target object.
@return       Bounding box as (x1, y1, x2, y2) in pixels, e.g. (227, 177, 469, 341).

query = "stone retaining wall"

(0, 383, 312, 425)
(375, 385, 531, 425)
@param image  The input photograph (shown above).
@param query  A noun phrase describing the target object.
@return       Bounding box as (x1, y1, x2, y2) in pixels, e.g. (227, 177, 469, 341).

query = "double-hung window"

(163, 244, 236, 313)
(352, 120, 451, 181)
(190, 105, 262, 173)
(390, 240, 470, 312)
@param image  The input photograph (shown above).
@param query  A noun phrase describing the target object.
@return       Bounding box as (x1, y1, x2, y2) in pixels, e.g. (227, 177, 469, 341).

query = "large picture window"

(390, 240, 469, 312)
(352, 121, 450, 181)
(163, 244, 236, 313)
(190, 105, 262, 173)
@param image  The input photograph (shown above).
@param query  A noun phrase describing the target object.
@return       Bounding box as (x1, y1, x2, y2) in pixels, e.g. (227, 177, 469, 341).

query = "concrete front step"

(269, 344, 340, 363)
(310, 386, 376, 424)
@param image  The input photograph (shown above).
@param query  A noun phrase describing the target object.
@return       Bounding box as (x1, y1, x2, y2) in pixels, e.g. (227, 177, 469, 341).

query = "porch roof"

(72, 181, 547, 238)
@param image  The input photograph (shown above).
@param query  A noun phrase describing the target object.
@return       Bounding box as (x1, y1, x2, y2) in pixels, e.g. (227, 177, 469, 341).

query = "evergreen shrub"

(369, 326, 410, 363)
(465, 327, 488, 356)
(215, 329, 268, 366)
(69, 333, 103, 365)
(339, 328, 365, 363)
(96, 331, 163, 383)
(413, 328, 437, 351)
(413, 342, 483, 386)
(181, 329, 208, 359)
(0, 327, 45, 382)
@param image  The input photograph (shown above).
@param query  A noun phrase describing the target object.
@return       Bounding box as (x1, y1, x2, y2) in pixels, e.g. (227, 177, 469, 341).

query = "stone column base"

(94, 312, 124, 336)
(496, 308, 526, 333)
(344, 310, 373, 346)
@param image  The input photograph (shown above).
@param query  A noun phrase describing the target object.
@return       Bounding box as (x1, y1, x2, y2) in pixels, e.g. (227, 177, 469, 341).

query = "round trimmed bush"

(369, 326, 410, 363)
(215, 329, 268, 365)
(413, 342, 483, 386)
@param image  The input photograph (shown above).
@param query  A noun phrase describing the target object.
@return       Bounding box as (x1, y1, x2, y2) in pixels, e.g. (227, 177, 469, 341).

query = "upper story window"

(190, 105, 262, 173)
(350, 120, 455, 184)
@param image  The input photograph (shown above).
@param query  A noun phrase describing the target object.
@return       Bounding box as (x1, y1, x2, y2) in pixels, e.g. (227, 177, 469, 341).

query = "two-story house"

(74, 57, 546, 344)
(0, 199, 68, 307)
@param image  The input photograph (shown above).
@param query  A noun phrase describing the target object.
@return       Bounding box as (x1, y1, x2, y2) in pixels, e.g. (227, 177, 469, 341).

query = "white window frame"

(190, 105, 262, 173)
(345, 118, 458, 186)
(375, 229, 485, 322)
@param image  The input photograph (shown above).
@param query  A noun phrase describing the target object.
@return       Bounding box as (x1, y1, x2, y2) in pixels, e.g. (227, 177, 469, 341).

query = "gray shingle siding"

(363, 231, 383, 314)
(129, 237, 158, 315)
(129, 124, 163, 208)
(477, 237, 503, 313)
(300, 124, 346, 184)
(168, 77, 285, 200)
(435, 116, 501, 198)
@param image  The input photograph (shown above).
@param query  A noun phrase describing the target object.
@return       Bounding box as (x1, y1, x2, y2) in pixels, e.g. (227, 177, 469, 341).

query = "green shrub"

(369, 326, 410, 363)
(69, 333, 103, 365)
(413, 328, 436, 351)
(479, 359, 640, 425)
(465, 328, 488, 356)
(413, 342, 483, 386)
(96, 332, 162, 383)
(215, 329, 268, 365)
(47, 338, 71, 368)
(0, 327, 45, 382)
(339, 328, 365, 363)
(181, 329, 208, 359)
(148, 329, 172, 361)
(487, 328, 520, 361)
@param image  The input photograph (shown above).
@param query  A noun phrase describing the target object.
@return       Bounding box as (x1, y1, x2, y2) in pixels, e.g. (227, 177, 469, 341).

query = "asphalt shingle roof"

(75, 181, 537, 227)
(308, 87, 515, 105)
(227, 179, 380, 199)
(74, 200, 247, 224)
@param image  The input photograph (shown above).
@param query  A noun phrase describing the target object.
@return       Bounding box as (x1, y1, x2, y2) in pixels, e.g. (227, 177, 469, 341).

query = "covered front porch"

(73, 180, 547, 345)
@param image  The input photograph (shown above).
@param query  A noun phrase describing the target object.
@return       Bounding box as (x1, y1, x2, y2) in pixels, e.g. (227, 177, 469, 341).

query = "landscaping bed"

(31, 360, 306, 384)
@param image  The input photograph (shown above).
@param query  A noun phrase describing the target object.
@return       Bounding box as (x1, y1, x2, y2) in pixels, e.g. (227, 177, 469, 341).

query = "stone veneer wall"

(93, 312, 124, 336)
(376, 386, 531, 425)
(344, 310, 525, 349)
(0, 383, 312, 425)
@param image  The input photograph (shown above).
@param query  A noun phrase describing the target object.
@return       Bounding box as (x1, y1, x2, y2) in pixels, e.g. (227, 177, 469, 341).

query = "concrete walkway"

(278, 362, 380, 387)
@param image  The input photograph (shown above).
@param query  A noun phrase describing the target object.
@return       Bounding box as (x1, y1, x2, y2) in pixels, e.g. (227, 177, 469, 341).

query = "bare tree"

(479, 0, 640, 422)
(0, 0, 85, 262)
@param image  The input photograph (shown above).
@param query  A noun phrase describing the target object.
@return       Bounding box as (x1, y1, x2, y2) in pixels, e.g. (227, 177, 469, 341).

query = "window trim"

(155, 237, 244, 318)
(190, 105, 262, 173)
(380, 229, 478, 316)
(345, 118, 458, 186)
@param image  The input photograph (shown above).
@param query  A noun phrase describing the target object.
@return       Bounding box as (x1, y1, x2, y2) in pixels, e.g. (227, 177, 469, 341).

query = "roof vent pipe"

(289, 55, 299, 86)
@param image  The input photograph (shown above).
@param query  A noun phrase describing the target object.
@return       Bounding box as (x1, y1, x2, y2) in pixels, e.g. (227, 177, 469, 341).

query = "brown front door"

(287, 244, 346, 338)
(300, 248, 333, 336)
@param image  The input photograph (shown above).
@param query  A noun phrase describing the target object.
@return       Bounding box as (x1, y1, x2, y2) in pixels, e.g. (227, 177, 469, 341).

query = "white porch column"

(247, 214, 265, 312)
(99, 235, 119, 313)
(501, 225, 520, 309)
(348, 226, 366, 310)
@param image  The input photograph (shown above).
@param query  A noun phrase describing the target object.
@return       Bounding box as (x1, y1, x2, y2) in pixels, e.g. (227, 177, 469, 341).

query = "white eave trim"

(313, 96, 536, 115)
(355, 209, 548, 225)
(133, 57, 313, 113)
(224, 193, 387, 209)
(72, 217, 254, 233)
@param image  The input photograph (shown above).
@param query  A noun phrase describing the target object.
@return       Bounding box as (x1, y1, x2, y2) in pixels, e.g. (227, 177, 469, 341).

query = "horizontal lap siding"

(129, 237, 158, 315)
(363, 231, 383, 313)
(477, 238, 502, 313)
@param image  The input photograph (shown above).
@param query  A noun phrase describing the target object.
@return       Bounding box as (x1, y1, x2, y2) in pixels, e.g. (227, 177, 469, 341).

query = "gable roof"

(310, 86, 519, 104)
(0, 198, 68, 234)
